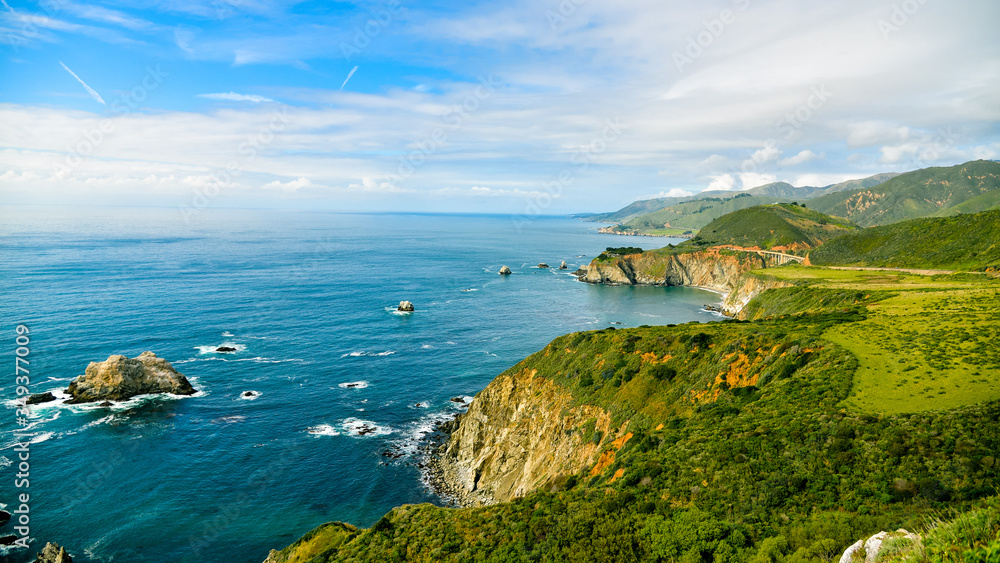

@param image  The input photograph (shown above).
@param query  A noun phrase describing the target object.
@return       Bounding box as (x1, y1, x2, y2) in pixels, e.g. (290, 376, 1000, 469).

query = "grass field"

(748, 265, 1000, 414)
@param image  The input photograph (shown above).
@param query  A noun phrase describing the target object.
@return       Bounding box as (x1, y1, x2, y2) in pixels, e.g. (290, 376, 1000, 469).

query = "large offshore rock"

(65, 352, 196, 404)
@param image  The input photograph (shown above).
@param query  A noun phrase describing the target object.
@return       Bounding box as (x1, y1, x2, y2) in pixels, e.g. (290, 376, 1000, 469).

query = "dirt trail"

(824, 266, 955, 276)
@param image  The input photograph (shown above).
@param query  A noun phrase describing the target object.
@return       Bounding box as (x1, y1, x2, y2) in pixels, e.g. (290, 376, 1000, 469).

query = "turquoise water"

(0, 208, 719, 562)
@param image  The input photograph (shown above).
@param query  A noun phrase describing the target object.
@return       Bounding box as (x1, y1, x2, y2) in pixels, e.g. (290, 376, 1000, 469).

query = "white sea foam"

(0, 456, 10, 467)
(340, 351, 395, 358)
(342, 417, 392, 437)
(338, 381, 369, 389)
(221, 331, 234, 337)
(386, 410, 460, 458)
(461, 288, 479, 292)
(211, 415, 246, 424)
(194, 343, 247, 354)
(176, 356, 301, 365)
(421, 344, 434, 349)
(307, 424, 340, 437)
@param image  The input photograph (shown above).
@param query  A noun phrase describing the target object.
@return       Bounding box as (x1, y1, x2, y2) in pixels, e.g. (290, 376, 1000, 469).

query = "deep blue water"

(0, 207, 719, 562)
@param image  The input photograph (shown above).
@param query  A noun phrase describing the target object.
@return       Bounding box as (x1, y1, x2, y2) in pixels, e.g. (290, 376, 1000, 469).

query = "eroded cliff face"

(724, 275, 795, 319)
(579, 249, 767, 292)
(435, 367, 627, 506)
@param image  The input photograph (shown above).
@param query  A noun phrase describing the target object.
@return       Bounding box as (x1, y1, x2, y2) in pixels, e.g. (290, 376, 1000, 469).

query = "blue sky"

(1, 0, 998, 214)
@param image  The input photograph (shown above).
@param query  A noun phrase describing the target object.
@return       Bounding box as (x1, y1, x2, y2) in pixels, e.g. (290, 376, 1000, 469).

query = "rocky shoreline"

(420, 414, 490, 508)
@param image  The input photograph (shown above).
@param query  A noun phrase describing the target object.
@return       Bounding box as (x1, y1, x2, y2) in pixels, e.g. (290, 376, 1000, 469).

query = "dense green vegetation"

(265, 203, 1000, 563)
(268, 280, 1000, 562)
(597, 247, 645, 260)
(808, 160, 1000, 227)
(809, 210, 1000, 271)
(686, 204, 858, 251)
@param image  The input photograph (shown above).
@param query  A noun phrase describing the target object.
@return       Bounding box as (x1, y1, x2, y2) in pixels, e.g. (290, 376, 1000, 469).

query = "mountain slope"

(588, 173, 898, 234)
(808, 160, 1000, 226)
(809, 209, 1000, 270)
(689, 203, 859, 250)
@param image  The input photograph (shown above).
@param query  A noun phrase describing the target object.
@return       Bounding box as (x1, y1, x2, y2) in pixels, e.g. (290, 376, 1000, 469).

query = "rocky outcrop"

(499, 265, 512, 275)
(579, 248, 767, 291)
(26, 392, 56, 405)
(559, 260, 568, 269)
(579, 248, 796, 316)
(538, 263, 549, 269)
(65, 352, 196, 404)
(432, 368, 624, 506)
(34, 543, 73, 563)
(839, 529, 919, 563)
(397, 300, 415, 312)
(216, 346, 237, 352)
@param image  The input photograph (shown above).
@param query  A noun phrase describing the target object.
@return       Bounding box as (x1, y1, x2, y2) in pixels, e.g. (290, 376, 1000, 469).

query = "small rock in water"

(216, 346, 237, 352)
(498, 265, 512, 275)
(98, 401, 114, 407)
(242, 391, 257, 398)
(537, 263, 549, 268)
(559, 260, 568, 269)
(0, 510, 9, 525)
(397, 300, 415, 312)
(26, 392, 57, 405)
(356, 425, 376, 436)
(34, 542, 74, 563)
(0, 535, 17, 546)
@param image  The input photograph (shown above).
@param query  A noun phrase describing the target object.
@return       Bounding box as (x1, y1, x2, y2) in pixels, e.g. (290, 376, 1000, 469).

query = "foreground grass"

(742, 265, 1000, 414)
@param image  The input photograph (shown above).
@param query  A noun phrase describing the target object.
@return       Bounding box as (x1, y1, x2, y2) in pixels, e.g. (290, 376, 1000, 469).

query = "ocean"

(0, 207, 718, 562)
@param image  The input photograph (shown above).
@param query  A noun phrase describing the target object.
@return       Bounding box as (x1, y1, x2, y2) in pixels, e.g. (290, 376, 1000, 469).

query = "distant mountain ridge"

(807, 160, 1000, 226)
(586, 173, 898, 224)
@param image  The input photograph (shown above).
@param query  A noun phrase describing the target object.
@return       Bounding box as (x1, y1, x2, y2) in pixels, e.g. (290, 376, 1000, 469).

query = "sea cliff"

(578, 248, 793, 316)
(431, 367, 625, 506)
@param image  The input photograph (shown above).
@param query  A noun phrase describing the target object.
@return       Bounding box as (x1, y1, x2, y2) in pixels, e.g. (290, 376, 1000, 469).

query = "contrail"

(340, 66, 359, 90)
(1, 0, 15, 13)
(59, 61, 107, 106)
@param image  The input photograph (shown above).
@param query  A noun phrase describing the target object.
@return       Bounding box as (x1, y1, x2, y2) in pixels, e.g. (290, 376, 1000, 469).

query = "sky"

(1, 0, 998, 215)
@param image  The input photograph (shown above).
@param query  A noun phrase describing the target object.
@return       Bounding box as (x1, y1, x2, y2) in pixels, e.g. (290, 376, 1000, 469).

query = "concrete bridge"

(718, 246, 805, 265)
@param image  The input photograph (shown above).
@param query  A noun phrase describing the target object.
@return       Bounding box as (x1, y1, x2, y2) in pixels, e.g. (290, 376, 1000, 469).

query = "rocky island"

(65, 351, 196, 404)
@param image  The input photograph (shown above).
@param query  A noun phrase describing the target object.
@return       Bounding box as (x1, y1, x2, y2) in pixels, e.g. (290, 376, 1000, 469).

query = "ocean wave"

(340, 351, 395, 358)
(342, 417, 393, 437)
(175, 356, 301, 364)
(0, 431, 54, 451)
(385, 410, 460, 459)
(338, 381, 369, 389)
(307, 424, 340, 437)
(421, 344, 434, 349)
(211, 415, 246, 424)
(221, 331, 234, 337)
(461, 288, 479, 292)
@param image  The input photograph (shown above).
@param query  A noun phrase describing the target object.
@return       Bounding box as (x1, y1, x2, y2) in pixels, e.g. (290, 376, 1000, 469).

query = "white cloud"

(738, 173, 778, 190)
(705, 174, 735, 192)
(779, 149, 820, 167)
(263, 177, 319, 192)
(198, 92, 275, 103)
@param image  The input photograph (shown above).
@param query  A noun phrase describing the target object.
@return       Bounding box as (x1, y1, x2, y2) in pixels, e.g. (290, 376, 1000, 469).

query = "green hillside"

(687, 203, 858, 251)
(264, 204, 1000, 563)
(589, 173, 896, 228)
(618, 193, 796, 234)
(808, 160, 1000, 227)
(809, 210, 1000, 271)
(267, 280, 1000, 562)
